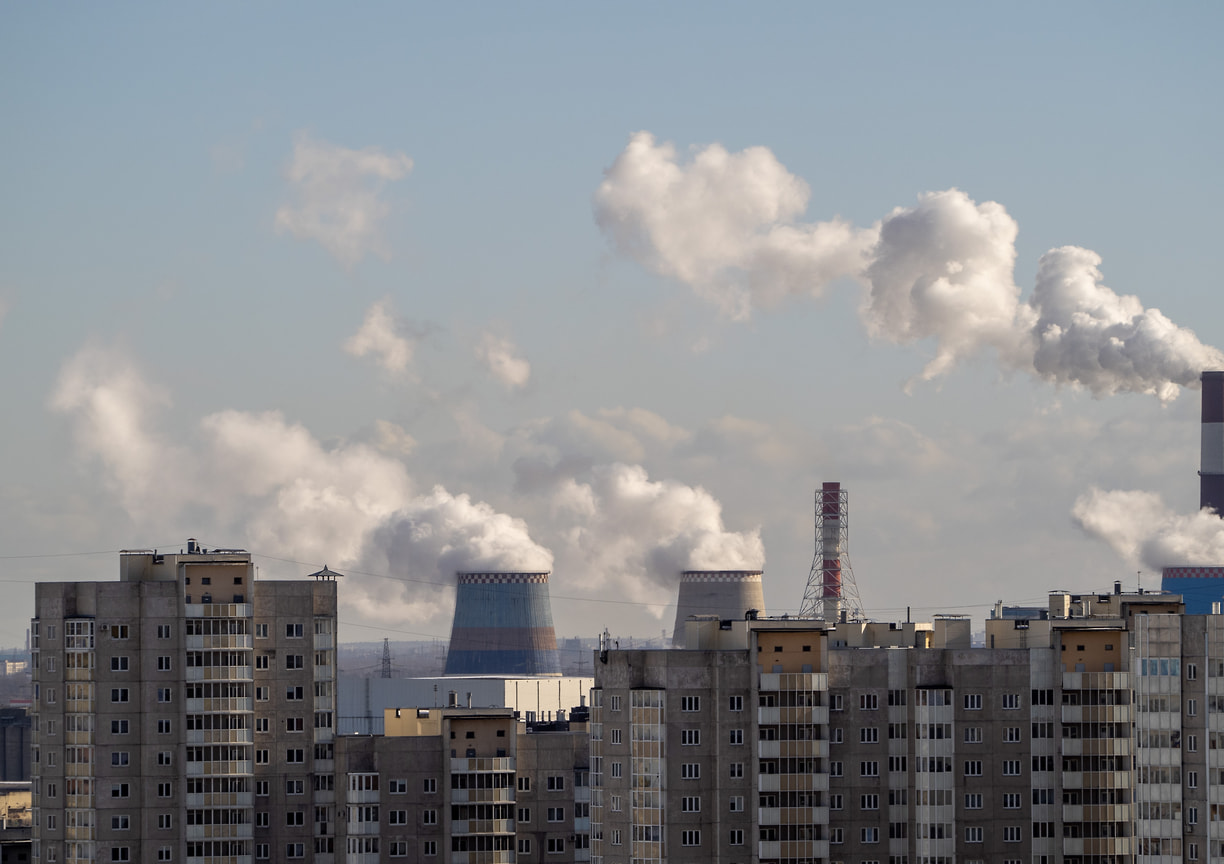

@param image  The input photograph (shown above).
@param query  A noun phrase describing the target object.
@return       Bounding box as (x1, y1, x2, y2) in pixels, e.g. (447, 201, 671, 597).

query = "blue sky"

(2, 3, 1222, 648)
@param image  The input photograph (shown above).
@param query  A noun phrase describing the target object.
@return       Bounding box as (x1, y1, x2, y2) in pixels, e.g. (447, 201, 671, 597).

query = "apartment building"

(591, 588, 1220, 864)
(30, 543, 337, 864)
(333, 706, 590, 863)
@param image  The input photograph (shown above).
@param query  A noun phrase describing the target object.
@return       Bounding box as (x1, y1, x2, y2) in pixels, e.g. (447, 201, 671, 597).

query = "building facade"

(30, 544, 337, 864)
(592, 589, 1224, 864)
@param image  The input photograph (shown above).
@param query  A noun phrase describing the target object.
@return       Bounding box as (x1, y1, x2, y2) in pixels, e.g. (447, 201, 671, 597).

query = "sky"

(2, 3, 1223, 650)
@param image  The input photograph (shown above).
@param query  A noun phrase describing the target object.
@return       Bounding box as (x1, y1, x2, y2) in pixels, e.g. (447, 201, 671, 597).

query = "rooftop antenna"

(799, 482, 865, 621)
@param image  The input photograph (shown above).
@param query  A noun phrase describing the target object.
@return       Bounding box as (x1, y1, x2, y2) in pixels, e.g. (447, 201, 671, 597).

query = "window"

(830, 828, 844, 844)
(1003, 726, 1021, 742)
(157, 847, 172, 862)
(964, 693, 982, 710)
(547, 775, 565, 791)
(286, 748, 304, 764)
(157, 656, 171, 671)
(1189, 770, 1199, 789)
(256, 686, 269, 701)
(1189, 663, 1198, 680)
(111, 688, 129, 703)
(729, 695, 743, 711)
(390, 841, 407, 857)
(729, 728, 743, 745)
(729, 829, 744, 845)
(546, 806, 565, 822)
(861, 794, 879, 810)
(255, 718, 268, 733)
(862, 827, 879, 843)
(1003, 792, 1021, 809)
(965, 760, 982, 776)
(112, 719, 129, 734)
(516, 838, 531, 855)
(830, 693, 843, 711)
(517, 776, 531, 791)
(888, 755, 907, 772)
(286, 654, 304, 670)
(830, 794, 843, 810)
(157, 688, 172, 703)
(1002, 760, 1021, 776)
(1189, 734, 1199, 752)
(157, 782, 172, 798)
(861, 727, 879, 743)
(681, 695, 700, 711)
(286, 686, 303, 700)
(422, 809, 437, 825)
(729, 762, 743, 778)
(830, 761, 843, 777)
(286, 623, 303, 638)
(832, 727, 843, 743)
(286, 717, 303, 732)
(681, 796, 700, 812)
(610, 728, 622, 744)
(256, 781, 269, 796)
(111, 783, 130, 798)
(111, 656, 129, 671)
(860, 693, 879, 710)
(286, 779, 304, 795)
(681, 729, 700, 745)
(386, 778, 405, 794)
(111, 815, 130, 830)
(256, 749, 269, 764)
(965, 793, 982, 809)
(255, 623, 268, 638)
(256, 813, 269, 828)
(423, 841, 437, 856)
(286, 811, 304, 827)
(1002, 693, 1020, 709)
(860, 761, 879, 777)
(681, 763, 700, 779)
(889, 723, 907, 739)
(1003, 826, 1022, 842)
(609, 694, 622, 711)
(681, 830, 700, 847)
(157, 624, 172, 639)
(1190, 698, 1198, 716)
(111, 848, 130, 862)
(112, 625, 130, 639)
(158, 813, 172, 829)
(964, 726, 982, 743)
(965, 826, 983, 843)
(1189, 806, 1199, 825)
(286, 844, 304, 859)
(255, 844, 268, 860)
(255, 655, 269, 670)
(729, 795, 744, 812)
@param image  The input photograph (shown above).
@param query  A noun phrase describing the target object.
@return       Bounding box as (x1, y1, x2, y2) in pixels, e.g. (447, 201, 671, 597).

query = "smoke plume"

(597, 132, 1222, 401)
(1072, 487, 1224, 571)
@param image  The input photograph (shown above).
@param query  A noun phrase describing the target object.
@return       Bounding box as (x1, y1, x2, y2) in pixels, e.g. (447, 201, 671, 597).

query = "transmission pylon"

(381, 638, 393, 679)
(799, 482, 865, 621)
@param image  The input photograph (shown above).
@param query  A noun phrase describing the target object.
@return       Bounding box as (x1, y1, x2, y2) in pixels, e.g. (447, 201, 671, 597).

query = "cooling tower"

(444, 572, 562, 677)
(1203, 371, 1224, 513)
(672, 570, 766, 645)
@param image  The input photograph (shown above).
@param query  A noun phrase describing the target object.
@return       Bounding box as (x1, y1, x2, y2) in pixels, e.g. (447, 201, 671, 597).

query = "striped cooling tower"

(1162, 567, 1224, 615)
(444, 572, 562, 676)
(672, 570, 766, 645)
(1203, 371, 1224, 513)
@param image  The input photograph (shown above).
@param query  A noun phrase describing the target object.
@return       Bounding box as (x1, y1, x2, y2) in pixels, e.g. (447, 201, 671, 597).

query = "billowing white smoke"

(540, 461, 764, 616)
(595, 131, 876, 320)
(476, 331, 531, 390)
(49, 345, 551, 626)
(597, 132, 1223, 401)
(344, 298, 418, 375)
(1072, 487, 1224, 570)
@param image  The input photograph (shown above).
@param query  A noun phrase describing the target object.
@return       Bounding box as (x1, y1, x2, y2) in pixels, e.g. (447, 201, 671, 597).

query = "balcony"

(185, 760, 253, 776)
(450, 852, 515, 864)
(314, 632, 334, 650)
(187, 634, 252, 650)
(313, 664, 334, 681)
(452, 818, 515, 835)
(185, 822, 253, 841)
(759, 740, 780, 759)
(187, 729, 253, 746)
(759, 840, 781, 859)
(186, 791, 252, 808)
(186, 666, 252, 682)
(759, 806, 780, 825)
(452, 757, 515, 773)
(450, 788, 515, 804)
(185, 603, 253, 619)
(186, 697, 253, 714)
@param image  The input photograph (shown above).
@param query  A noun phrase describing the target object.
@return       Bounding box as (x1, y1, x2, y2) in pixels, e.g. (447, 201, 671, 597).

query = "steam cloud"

(1072, 487, 1224, 571)
(274, 132, 413, 265)
(476, 331, 531, 390)
(50, 345, 550, 626)
(345, 298, 418, 375)
(597, 132, 1223, 401)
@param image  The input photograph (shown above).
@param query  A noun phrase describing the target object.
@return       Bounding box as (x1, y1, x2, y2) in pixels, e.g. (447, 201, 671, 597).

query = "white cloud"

(476, 331, 531, 390)
(274, 132, 413, 265)
(344, 298, 417, 374)
(373, 420, 417, 456)
(1072, 487, 1224, 571)
(594, 131, 875, 319)
(597, 133, 1223, 402)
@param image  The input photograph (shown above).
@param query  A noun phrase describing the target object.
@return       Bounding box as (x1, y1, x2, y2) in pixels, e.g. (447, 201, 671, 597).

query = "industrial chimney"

(1202, 371, 1224, 513)
(444, 572, 562, 676)
(671, 570, 766, 646)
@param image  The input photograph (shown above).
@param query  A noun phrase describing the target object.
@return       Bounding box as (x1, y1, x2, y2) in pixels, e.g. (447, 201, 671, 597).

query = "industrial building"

(29, 544, 338, 864)
(591, 586, 1222, 864)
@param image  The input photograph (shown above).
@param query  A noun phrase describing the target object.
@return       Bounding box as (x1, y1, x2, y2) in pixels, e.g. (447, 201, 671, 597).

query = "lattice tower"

(799, 482, 865, 620)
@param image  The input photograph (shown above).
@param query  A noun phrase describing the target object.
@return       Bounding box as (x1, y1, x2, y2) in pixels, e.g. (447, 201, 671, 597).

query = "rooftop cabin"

(985, 587, 1185, 652)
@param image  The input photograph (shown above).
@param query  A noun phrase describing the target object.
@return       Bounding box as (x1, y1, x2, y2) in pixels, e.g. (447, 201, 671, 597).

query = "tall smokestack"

(672, 570, 766, 646)
(444, 572, 562, 677)
(1203, 371, 1224, 513)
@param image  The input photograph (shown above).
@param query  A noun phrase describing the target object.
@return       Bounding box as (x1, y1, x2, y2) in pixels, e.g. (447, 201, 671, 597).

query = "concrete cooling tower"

(444, 572, 562, 677)
(672, 570, 766, 645)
